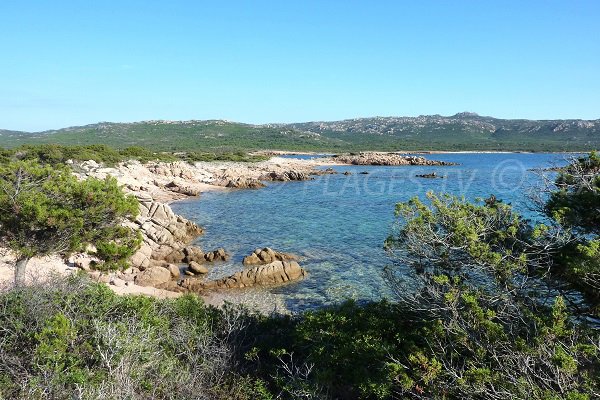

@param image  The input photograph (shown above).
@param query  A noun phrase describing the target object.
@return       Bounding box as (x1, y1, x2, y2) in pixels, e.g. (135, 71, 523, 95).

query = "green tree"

(384, 192, 598, 399)
(545, 151, 600, 235)
(545, 152, 600, 304)
(0, 160, 140, 285)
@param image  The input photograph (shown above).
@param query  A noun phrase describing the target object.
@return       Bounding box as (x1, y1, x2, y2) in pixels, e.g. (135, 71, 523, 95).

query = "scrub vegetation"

(0, 153, 598, 399)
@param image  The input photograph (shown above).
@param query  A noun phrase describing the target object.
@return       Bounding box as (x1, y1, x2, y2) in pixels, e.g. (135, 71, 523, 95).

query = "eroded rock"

(243, 247, 297, 265)
(135, 266, 172, 287)
(181, 260, 306, 291)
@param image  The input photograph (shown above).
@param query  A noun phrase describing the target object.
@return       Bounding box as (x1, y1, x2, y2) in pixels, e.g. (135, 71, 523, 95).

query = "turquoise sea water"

(171, 153, 572, 312)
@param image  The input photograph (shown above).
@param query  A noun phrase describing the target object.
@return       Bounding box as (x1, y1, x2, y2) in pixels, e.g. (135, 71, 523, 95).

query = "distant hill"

(1, 113, 599, 152)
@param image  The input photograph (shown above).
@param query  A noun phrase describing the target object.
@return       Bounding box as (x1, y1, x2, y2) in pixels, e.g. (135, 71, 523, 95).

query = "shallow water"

(171, 153, 572, 312)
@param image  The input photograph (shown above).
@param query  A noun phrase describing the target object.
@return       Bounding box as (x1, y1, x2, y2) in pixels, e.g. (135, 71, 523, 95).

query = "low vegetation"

(0, 152, 598, 399)
(0, 144, 268, 167)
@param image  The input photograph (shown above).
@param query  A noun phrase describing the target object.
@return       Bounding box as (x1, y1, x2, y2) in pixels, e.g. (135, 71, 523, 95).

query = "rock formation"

(260, 170, 313, 181)
(243, 247, 298, 265)
(332, 152, 457, 166)
(214, 177, 266, 189)
(134, 266, 172, 287)
(127, 193, 203, 269)
(181, 260, 306, 291)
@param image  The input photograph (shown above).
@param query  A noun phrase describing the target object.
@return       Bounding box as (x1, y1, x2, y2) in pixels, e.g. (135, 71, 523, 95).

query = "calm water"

(171, 153, 572, 312)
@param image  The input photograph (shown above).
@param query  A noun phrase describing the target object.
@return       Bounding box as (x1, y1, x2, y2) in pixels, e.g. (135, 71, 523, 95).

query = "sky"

(1, 1, 599, 131)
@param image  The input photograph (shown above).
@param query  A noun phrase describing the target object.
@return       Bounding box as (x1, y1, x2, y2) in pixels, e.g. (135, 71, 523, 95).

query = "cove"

(171, 153, 572, 312)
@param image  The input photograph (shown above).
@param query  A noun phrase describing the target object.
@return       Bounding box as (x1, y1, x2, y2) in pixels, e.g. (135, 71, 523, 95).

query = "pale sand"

(0, 249, 181, 299)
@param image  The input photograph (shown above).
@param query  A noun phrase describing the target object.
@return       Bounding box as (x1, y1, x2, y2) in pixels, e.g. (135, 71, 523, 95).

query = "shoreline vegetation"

(0, 144, 598, 399)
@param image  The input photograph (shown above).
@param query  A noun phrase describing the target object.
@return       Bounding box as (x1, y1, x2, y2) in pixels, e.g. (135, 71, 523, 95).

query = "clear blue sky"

(1, 0, 599, 131)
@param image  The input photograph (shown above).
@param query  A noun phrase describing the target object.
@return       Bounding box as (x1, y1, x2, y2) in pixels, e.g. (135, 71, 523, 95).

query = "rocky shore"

(1, 151, 451, 308)
(1, 156, 328, 306)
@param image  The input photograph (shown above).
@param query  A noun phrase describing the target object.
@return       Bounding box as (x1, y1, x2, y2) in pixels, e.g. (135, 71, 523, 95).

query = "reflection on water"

(171, 153, 572, 313)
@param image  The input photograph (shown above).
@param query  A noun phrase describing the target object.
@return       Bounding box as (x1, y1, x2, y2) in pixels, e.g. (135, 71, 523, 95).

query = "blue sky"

(1, 0, 599, 131)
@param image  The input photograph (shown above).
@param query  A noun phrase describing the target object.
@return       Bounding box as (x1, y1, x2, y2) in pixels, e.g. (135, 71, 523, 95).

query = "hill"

(1, 113, 599, 152)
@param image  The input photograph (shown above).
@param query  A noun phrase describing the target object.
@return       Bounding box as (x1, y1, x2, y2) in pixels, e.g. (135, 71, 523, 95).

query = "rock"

(343, 171, 352, 175)
(182, 260, 306, 291)
(130, 243, 153, 269)
(135, 266, 172, 287)
(359, 171, 369, 174)
(416, 172, 444, 179)
(71, 254, 100, 271)
(188, 261, 208, 275)
(164, 250, 185, 264)
(332, 152, 457, 166)
(214, 177, 266, 189)
(203, 248, 229, 262)
(243, 247, 298, 265)
(185, 270, 195, 276)
(242, 253, 261, 265)
(120, 274, 136, 282)
(165, 180, 201, 196)
(167, 264, 181, 279)
(311, 168, 338, 176)
(183, 246, 205, 263)
(260, 170, 313, 182)
(110, 277, 126, 287)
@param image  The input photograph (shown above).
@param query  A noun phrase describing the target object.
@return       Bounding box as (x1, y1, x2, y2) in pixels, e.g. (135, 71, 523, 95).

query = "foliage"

(380, 191, 599, 399)
(0, 276, 266, 400)
(0, 160, 140, 273)
(0, 143, 269, 167)
(386, 192, 565, 286)
(546, 151, 600, 235)
(545, 152, 600, 305)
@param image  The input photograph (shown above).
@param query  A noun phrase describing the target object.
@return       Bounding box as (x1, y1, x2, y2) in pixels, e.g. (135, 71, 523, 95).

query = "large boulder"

(204, 248, 229, 262)
(188, 261, 208, 275)
(260, 170, 313, 182)
(182, 260, 306, 291)
(165, 180, 202, 196)
(129, 194, 204, 266)
(134, 266, 172, 287)
(214, 177, 265, 189)
(130, 243, 153, 270)
(183, 246, 205, 263)
(243, 247, 297, 265)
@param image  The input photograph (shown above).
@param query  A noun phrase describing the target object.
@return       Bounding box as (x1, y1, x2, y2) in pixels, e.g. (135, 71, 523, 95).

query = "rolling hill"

(1, 113, 599, 152)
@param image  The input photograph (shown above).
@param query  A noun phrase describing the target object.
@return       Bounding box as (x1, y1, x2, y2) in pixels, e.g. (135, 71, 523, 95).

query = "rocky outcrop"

(128, 193, 203, 268)
(164, 180, 202, 196)
(188, 261, 208, 275)
(243, 248, 297, 265)
(204, 248, 229, 262)
(260, 170, 313, 182)
(214, 177, 266, 189)
(135, 266, 172, 287)
(181, 260, 306, 291)
(311, 167, 338, 176)
(416, 172, 445, 179)
(332, 153, 457, 166)
(164, 245, 206, 264)
(147, 161, 199, 181)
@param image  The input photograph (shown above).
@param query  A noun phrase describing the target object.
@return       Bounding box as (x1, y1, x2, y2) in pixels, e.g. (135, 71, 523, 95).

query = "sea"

(171, 153, 573, 312)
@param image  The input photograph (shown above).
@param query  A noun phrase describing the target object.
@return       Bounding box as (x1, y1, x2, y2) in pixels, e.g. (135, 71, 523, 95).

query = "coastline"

(0, 150, 576, 310)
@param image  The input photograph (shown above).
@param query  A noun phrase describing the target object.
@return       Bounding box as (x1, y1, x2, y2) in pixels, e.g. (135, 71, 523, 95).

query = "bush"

(0, 275, 267, 400)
